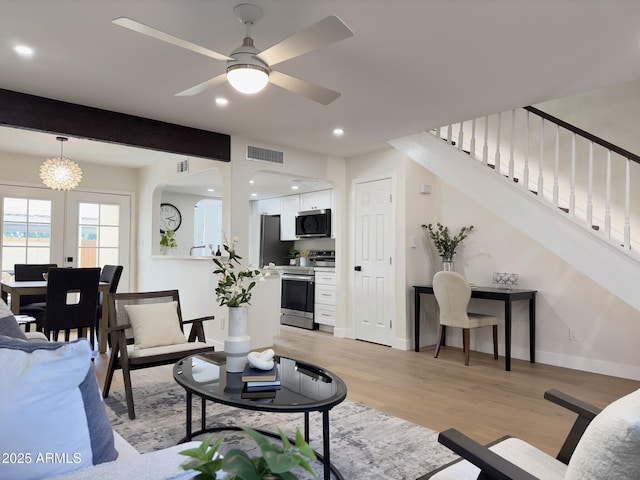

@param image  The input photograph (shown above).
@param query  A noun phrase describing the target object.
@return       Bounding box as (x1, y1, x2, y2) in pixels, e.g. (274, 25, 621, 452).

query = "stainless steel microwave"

(295, 209, 331, 238)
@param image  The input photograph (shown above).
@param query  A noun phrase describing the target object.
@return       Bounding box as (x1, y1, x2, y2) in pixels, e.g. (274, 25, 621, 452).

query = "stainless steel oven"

(280, 267, 317, 330)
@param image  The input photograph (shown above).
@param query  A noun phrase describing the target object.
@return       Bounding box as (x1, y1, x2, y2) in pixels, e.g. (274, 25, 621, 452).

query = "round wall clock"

(160, 203, 182, 233)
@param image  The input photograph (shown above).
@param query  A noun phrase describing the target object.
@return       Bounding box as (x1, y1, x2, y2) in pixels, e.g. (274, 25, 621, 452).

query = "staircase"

(389, 107, 640, 312)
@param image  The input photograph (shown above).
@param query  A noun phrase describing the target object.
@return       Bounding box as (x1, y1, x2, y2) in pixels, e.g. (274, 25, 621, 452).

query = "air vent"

(247, 145, 284, 165)
(177, 159, 189, 173)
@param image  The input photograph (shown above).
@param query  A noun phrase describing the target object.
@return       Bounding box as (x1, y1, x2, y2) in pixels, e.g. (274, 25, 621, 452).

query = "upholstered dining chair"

(13, 263, 57, 324)
(432, 271, 498, 366)
(40, 267, 101, 347)
(102, 290, 215, 419)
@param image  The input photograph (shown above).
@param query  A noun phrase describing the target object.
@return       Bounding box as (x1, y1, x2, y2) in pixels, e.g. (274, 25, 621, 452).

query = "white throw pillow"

(0, 336, 118, 480)
(565, 388, 640, 480)
(124, 301, 186, 350)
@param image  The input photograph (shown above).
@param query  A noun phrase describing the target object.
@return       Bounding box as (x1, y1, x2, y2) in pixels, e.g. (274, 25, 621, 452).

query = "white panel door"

(354, 178, 394, 346)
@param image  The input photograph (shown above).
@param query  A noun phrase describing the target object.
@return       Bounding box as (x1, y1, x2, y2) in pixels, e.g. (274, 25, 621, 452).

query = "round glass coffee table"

(173, 352, 347, 480)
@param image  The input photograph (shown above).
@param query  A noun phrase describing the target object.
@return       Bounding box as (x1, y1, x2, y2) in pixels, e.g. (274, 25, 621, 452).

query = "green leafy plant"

(287, 248, 299, 259)
(160, 229, 178, 251)
(422, 222, 474, 261)
(213, 236, 272, 308)
(179, 426, 318, 480)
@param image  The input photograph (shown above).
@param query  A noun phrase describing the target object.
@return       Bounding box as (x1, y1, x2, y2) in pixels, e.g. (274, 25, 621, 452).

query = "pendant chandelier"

(39, 136, 83, 191)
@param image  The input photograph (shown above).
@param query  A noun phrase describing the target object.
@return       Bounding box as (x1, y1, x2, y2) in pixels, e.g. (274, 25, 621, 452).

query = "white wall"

(359, 145, 640, 380)
(136, 137, 348, 350)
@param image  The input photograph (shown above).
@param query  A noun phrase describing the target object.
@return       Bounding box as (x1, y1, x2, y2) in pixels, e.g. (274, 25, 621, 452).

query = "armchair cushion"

(124, 301, 187, 349)
(565, 388, 640, 480)
(0, 336, 117, 480)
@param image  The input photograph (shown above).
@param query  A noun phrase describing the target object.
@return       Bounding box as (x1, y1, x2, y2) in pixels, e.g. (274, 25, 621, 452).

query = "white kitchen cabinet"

(255, 197, 281, 215)
(280, 194, 300, 240)
(299, 189, 331, 211)
(314, 270, 336, 326)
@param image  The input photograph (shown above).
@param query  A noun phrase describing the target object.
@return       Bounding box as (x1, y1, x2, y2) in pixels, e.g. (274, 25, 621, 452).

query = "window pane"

(99, 226, 119, 248)
(79, 203, 99, 225)
(28, 200, 51, 224)
(27, 247, 51, 264)
(3, 222, 27, 246)
(100, 204, 119, 226)
(3, 198, 27, 222)
(78, 246, 98, 268)
(79, 225, 97, 242)
(99, 248, 119, 266)
(28, 223, 51, 247)
(2, 247, 26, 272)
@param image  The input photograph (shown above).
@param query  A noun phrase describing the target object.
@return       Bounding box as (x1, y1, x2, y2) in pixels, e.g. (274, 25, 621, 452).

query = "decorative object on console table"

(213, 236, 273, 372)
(421, 222, 474, 271)
(492, 272, 519, 290)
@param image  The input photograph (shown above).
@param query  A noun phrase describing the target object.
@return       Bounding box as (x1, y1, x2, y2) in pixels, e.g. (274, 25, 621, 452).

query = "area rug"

(104, 382, 457, 479)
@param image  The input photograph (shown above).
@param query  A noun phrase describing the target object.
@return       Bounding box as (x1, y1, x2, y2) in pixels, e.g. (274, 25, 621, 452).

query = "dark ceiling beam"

(0, 88, 230, 162)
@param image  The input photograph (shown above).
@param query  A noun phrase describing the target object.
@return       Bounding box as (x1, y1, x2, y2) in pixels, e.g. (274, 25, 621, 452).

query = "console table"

(413, 285, 537, 371)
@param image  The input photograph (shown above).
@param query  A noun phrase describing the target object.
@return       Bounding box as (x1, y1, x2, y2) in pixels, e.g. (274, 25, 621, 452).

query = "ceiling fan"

(113, 3, 353, 105)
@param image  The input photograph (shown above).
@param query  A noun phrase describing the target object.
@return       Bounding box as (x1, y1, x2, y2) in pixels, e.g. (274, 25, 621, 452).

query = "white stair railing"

(431, 106, 640, 254)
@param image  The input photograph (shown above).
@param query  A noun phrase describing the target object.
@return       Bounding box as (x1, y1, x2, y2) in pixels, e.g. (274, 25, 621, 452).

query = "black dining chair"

(13, 263, 57, 326)
(40, 267, 101, 348)
(96, 265, 123, 345)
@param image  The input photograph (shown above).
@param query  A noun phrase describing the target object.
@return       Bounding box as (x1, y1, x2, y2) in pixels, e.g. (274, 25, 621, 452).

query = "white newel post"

(225, 306, 250, 372)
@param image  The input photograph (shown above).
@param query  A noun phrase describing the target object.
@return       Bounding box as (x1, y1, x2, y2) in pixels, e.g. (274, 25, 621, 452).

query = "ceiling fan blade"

(113, 17, 233, 62)
(257, 15, 353, 67)
(269, 70, 341, 105)
(175, 73, 227, 96)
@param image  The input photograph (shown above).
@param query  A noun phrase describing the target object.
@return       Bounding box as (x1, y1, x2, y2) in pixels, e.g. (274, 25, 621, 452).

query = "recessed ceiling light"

(291, 185, 299, 190)
(215, 97, 228, 106)
(14, 45, 34, 57)
(207, 188, 215, 192)
(249, 180, 254, 184)
(250, 193, 258, 197)
(333, 128, 344, 137)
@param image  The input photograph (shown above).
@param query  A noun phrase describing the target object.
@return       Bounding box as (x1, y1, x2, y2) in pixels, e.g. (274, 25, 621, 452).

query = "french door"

(1, 185, 131, 290)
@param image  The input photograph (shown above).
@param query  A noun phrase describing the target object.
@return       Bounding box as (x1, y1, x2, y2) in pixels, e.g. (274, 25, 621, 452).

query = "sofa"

(0, 299, 202, 480)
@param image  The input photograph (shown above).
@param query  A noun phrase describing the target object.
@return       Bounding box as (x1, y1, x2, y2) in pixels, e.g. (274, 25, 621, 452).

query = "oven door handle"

(281, 274, 315, 281)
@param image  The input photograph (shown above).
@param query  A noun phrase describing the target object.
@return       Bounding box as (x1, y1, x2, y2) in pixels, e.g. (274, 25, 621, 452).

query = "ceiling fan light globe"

(227, 64, 269, 94)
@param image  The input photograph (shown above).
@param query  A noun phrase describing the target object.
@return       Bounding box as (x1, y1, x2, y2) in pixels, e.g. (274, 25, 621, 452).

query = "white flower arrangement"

(213, 236, 273, 308)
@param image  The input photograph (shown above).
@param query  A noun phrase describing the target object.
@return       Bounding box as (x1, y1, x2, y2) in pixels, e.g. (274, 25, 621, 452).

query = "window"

(2, 197, 52, 280)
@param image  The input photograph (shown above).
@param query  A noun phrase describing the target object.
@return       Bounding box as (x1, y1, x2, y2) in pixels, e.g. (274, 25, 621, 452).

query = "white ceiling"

(2, 0, 640, 187)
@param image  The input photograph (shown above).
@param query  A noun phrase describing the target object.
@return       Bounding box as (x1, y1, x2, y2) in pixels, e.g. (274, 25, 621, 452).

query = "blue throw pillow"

(0, 336, 118, 479)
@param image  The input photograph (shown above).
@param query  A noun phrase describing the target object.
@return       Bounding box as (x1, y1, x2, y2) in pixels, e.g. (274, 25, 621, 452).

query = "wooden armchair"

(423, 388, 640, 480)
(102, 290, 215, 419)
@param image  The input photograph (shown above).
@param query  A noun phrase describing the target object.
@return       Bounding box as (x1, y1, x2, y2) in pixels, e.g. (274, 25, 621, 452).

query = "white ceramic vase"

(225, 306, 251, 373)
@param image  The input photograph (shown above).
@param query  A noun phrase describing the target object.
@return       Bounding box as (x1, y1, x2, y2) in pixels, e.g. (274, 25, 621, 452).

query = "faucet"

(190, 245, 206, 256)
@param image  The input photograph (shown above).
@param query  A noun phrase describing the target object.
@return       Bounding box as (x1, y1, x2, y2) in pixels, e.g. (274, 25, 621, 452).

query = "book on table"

(241, 385, 280, 399)
(241, 363, 278, 382)
(245, 368, 281, 388)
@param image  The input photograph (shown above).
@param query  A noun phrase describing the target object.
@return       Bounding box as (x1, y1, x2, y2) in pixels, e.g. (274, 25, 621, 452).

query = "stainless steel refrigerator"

(259, 215, 294, 267)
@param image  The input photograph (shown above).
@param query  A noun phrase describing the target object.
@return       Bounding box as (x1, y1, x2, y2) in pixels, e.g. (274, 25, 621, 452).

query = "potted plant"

(287, 248, 299, 266)
(160, 229, 178, 254)
(179, 426, 317, 479)
(213, 236, 273, 372)
(422, 222, 474, 270)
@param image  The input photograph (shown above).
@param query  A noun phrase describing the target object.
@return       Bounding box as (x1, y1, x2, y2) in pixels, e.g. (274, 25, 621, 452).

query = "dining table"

(0, 280, 111, 353)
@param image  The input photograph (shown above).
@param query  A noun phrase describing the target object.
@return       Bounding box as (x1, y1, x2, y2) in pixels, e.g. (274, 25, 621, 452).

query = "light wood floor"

(93, 325, 640, 458)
